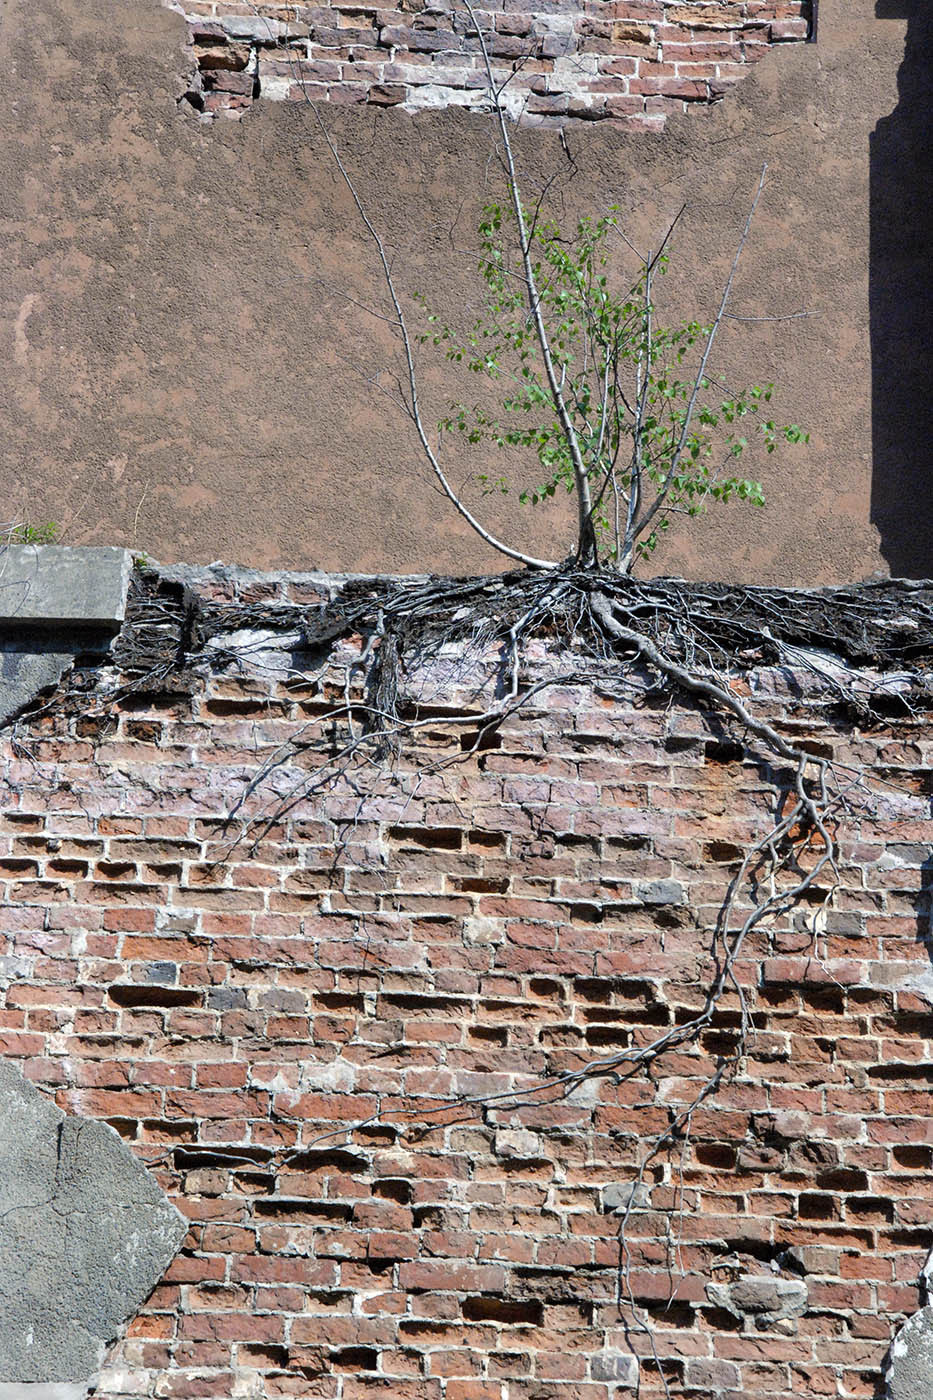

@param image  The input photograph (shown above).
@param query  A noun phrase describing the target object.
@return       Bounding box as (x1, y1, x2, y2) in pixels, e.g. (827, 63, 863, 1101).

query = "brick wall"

(2, 563, 931, 1399)
(169, 0, 812, 128)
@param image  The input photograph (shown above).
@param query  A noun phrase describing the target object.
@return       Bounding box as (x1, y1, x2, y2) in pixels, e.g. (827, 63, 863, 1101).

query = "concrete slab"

(0, 547, 132, 627)
(0, 1060, 187, 1389)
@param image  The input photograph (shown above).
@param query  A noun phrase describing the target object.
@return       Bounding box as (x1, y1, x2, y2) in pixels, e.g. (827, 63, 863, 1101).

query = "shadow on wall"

(871, 1, 933, 578)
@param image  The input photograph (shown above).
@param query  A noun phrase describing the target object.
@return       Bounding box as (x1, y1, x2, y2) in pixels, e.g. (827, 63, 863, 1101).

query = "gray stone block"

(0, 1059, 187, 1389)
(591, 1350, 639, 1384)
(634, 878, 685, 906)
(0, 547, 131, 626)
(602, 1180, 652, 1214)
(887, 1306, 933, 1400)
(706, 1275, 808, 1329)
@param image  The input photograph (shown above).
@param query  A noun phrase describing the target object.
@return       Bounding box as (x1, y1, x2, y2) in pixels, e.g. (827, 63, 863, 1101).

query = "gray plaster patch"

(0, 1060, 187, 1389)
(887, 1306, 933, 1400)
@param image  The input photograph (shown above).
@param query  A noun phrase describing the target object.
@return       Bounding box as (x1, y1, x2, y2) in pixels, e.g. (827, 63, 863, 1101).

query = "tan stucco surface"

(0, 0, 926, 582)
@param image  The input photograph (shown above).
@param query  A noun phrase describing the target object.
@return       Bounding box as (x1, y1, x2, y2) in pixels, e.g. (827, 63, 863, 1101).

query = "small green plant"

(420, 199, 807, 571)
(5, 520, 59, 545)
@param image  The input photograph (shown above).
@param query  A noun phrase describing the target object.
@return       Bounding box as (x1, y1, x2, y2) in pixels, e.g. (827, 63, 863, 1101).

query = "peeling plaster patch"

(0, 1060, 187, 1390)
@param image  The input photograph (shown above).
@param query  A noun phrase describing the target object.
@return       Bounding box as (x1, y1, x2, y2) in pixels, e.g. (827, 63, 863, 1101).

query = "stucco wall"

(0, 0, 927, 581)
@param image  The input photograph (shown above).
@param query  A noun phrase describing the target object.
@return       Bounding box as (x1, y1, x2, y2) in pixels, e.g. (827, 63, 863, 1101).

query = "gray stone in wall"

(887, 1307, 933, 1400)
(0, 547, 131, 626)
(706, 1276, 809, 1330)
(0, 547, 133, 727)
(0, 1059, 187, 1393)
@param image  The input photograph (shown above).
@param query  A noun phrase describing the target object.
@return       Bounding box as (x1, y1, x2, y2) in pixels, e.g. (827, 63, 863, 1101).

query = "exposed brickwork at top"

(168, 0, 812, 128)
(2, 564, 931, 1400)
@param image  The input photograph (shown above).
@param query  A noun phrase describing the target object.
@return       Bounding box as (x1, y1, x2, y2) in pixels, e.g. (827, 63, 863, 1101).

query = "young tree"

(304, 0, 806, 573)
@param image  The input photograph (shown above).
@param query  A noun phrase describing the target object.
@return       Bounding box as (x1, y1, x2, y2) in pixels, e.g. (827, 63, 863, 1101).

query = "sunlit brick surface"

(1, 565, 930, 1399)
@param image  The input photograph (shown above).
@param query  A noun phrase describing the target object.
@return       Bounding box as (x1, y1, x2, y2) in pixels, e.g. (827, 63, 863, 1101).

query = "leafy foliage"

(419, 203, 807, 568)
(5, 520, 59, 545)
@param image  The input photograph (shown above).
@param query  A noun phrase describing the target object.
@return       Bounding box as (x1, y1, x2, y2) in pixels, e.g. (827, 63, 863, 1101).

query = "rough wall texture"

(0, 0, 927, 583)
(3, 561, 933, 1398)
(169, 0, 811, 128)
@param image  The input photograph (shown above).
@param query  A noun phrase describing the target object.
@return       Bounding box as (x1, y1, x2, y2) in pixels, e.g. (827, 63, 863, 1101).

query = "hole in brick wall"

(695, 1143, 738, 1169)
(240, 1344, 289, 1368)
(469, 1026, 508, 1045)
(877, 765, 933, 795)
(653, 907, 690, 929)
(890, 1229, 933, 1249)
(383, 993, 470, 1014)
(373, 1178, 413, 1204)
(145, 1119, 196, 1143)
(462, 1297, 544, 1325)
(702, 1030, 741, 1055)
(468, 829, 507, 848)
(459, 728, 502, 752)
(330, 1347, 379, 1371)
(893, 1145, 933, 1168)
(555, 832, 600, 850)
(704, 739, 745, 764)
(387, 825, 463, 850)
(457, 876, 510, 893)
(816, 1168, 869, 1191)
(642, 1301, 695, 1328)
(665, 736, 702, 754)
(722, 1237, 787, 1265)
(798, 1193, 839, 1220)
(97, 860, 137, 879)
(117, 691, 192, 714)
(106, 1118, 140, 1140)
(314, 992, 367, 1011)
(357, 1124, 398, 1145)
(205, 698, 289, 717)
(255, 1199, 353, 1221)
(606, 834, 651, 851)
(529, 978, 565, 999)
(800, 987, 846, 1014)
(175, 1145, 273, 1168)
(584, 1026, 633, 1047)
(284, 1149, 369, 1172)
(640, 1358, 685, 1382)
(108, 985, 201, 1008)
(879, 1012, 933, 1037)
(574, 977, 614, 1003)
(847, 1196, 895, 1223)
(496, 1156, 552, 1175)
(701, 1306, 742, 1331)
(570, 902, 603, 923)
(868, 1062, 933, 1081)
(538, 1025, 584, 1047)
(412, 1206, 446, 1228)
(399, 1321, 450, 1339)
(704, 840, 743, 863)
